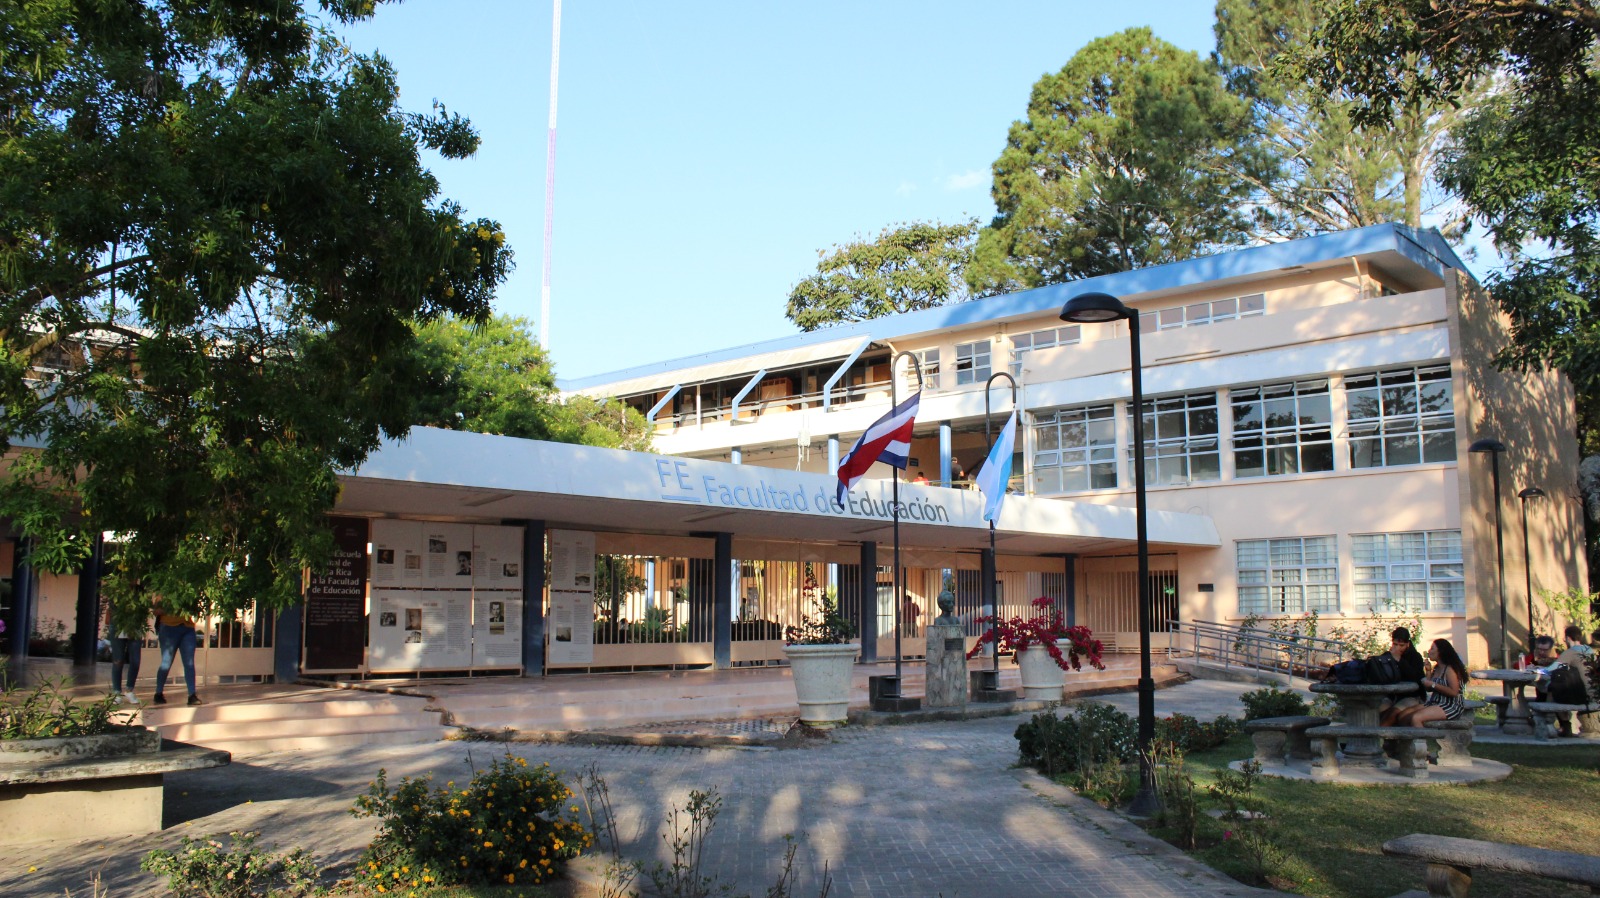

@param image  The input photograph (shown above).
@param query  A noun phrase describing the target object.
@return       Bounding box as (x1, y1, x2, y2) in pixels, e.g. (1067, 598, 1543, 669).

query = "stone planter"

(783, 643, 859, 726)
(1016, 641, 1067, 701)
(0, 725, 160, 768)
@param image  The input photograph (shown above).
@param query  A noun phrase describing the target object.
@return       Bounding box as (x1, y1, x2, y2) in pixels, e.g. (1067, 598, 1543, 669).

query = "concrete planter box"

(0, 726, 228, 845)
(1016, 641, 1067, 701)
(783, 643, 859, 726)
(0, 725, 161, 766)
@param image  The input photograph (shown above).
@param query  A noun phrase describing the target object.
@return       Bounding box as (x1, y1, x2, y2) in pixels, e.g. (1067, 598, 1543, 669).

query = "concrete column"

(518, 520, 546, 677)
(72, 532, 104, 666)
(1059, 554, 1078, 627)
(730, 447, 742, 465)
(980, 547, 997, 618)
(828, 435, 839, 476)
(8, 538, 32, 658)
(273, 602, 303, 683)
(939, 421, 952, 485)
(858, 541, 878, 663)
(713, 533, 733, 669)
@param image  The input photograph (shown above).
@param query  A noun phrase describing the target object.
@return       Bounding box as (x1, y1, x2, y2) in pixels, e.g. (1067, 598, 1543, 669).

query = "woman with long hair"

(1395, 638, 1467, 727)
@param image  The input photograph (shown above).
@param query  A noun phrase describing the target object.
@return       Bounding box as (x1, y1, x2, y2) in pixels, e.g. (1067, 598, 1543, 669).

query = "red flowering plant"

(966, 597, 1105, 672)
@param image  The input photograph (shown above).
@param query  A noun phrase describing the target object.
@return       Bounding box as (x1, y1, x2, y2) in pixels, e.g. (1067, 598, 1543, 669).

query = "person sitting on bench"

(1394, 638, 1468, 727)
(1377, 627, 1427, 725)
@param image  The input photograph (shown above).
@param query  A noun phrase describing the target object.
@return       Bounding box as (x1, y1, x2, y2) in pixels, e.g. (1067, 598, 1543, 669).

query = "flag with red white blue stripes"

(835, 391, 921, 505)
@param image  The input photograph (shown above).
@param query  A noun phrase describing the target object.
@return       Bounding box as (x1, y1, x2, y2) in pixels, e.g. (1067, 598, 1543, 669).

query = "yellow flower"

(505, 873, 516, 884)
(484, 841, 493, 848)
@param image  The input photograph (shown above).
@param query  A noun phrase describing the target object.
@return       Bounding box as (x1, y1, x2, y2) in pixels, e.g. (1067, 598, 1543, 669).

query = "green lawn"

(1138, 734, 1600, 898)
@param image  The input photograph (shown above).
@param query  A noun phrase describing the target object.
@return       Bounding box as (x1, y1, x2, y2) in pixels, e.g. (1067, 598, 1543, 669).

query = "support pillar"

(939, 421, 952, 485)
(827, 435, 839, 477)
(730, 447, 742, 465)
(72, 532, 104, 666)
(858, 541, 878, 663)
(713, 533, 732, 669)
(273, 602, 303, 683)
(8, 538, 32, 658)
(980, 547, 997, 619)
(517, 520, 546, 677)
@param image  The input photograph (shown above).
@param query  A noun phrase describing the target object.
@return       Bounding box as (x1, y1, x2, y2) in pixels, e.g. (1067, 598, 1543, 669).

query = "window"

(1347, 365, 1454, 468)
(954, 340, 990, 386)
(1232, 379, 1333, 477)
(1353, 530, 1464, 612)
(911, 348, 940, 391)
(1135, 392, 1220, 486)
(1032, 404, 1117, 493)
(1139, 293, 1265, 333)
(1010, 326, 1080, 375)
(1237, 536, 1339, 615)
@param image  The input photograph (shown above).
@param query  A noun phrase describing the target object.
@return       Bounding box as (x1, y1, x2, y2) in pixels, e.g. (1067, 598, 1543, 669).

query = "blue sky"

(341, 2, 1222, 380)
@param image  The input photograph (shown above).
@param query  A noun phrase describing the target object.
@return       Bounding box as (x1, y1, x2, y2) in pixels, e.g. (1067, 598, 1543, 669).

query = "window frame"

(1346, 364, 1455, 469)
(1236, 535, 1340, 616)
(1031, 403, 1119, 494)
(954, 340, 991, 386)
(1133, 391, 1221, 486)
(1352, 530, 1464, 613)
(1231, 378, 1334, 478)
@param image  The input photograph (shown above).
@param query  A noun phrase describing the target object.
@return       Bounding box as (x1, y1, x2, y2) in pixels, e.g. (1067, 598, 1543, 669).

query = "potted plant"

(782, 594, 859, 727)
(968, 597, 1105, 700)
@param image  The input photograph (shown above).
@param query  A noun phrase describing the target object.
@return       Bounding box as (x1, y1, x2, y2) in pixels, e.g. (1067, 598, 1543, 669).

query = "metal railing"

(1167, 619, 1349, 682)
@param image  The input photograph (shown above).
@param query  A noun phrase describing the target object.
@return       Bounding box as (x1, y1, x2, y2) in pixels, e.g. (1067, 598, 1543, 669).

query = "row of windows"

(1237, 530, 1464, 615)
(911, 296, 1265, 388)
(1031, 365, 1455, 493)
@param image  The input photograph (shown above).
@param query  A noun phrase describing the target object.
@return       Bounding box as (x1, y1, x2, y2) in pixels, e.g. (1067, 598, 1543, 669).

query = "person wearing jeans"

(108, 625, 143, 705)
(153, 609, 201, 706)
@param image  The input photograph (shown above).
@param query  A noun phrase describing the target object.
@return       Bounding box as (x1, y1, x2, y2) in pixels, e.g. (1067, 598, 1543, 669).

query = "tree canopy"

(409, 315, 652, 451)
(0, 1, 512, 614)
(1214, 0, 1469, 237)
(1288, 0, 1600, 393)
(968, 27, 1266, 292)
(785, 220, 977, 331)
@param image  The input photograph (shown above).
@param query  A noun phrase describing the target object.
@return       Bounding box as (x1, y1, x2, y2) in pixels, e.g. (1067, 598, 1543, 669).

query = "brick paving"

(3, 681, 1284, 898)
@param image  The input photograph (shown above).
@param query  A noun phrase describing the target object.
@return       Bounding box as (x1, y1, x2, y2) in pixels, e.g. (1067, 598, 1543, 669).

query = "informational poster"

(371, 519, 423, 589)
(363, 520, 526, 673)
(303, 517, 369, 672)
(547, 529, 595, 665)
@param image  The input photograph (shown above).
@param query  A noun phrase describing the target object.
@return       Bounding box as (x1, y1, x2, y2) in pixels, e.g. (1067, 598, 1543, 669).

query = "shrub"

(1153, 713, 1239, 752)
(1150, 739, 1199, 850)
(0, 677, 116, 740)
(1014, 703, 1137, 777)
(351, 754, 592, 890)
(968, 597, 1104, 671)
(1239, 686, 1308, 721)
(141, 831, 321, 898)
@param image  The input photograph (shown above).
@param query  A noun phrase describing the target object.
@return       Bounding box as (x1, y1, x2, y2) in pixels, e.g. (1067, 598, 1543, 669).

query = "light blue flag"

(976, 410, 1019, 522)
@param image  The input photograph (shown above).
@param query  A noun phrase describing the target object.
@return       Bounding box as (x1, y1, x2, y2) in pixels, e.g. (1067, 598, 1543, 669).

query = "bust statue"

(933, 589, 959, 626)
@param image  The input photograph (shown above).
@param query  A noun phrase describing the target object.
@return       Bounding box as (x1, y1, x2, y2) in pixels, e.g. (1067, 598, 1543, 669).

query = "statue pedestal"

(925, 624, 968, 709)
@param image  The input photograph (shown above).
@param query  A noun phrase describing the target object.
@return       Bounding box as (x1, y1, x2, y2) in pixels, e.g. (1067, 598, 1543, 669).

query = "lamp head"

(1519, 487, 1546, 500)
(1469, 438, 1507, 454)
(1060, 292, 1132, 324)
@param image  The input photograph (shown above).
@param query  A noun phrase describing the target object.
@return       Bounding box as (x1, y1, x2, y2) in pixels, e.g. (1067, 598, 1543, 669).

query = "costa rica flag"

(835, 391, 921, 505)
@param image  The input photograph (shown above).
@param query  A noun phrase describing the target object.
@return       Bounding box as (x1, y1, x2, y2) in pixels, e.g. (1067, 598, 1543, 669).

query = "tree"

(0, 2, 512, 615)
(409, 314, 652, 451)
(785, 220, 977, 331)
(968, 28, 1267, 292)
(1213, 0, 1471, 236)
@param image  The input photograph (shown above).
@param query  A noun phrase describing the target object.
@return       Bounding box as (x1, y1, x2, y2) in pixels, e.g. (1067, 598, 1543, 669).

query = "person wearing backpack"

(1377, 627, 1427, 725)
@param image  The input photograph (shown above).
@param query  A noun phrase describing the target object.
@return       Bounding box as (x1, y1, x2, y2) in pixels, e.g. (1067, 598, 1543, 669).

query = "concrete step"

(190, 727, 455, 756)
(158, 710, 448, 744)
(138, 696, 431, 725)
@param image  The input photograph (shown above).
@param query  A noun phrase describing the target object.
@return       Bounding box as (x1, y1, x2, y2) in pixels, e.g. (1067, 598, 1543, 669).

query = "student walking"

(153, 601, 202, 706)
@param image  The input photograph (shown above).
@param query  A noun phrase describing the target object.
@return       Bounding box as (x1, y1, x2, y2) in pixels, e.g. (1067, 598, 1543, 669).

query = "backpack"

(1329, 659, 1367, 684)
(1363, 652, 1403, 685)
(1547, 662, 1590, 705)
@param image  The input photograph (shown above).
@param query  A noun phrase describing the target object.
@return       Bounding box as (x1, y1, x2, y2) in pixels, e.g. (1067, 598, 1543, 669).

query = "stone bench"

(1481, 694, 1510, 725)
(1243, 715, 1330, 766)
(1525, 701, 1600, 740)
(1383, 832, 1600, 896)
(1305, 721, 1474, 779)
(0, 729, 230, 845)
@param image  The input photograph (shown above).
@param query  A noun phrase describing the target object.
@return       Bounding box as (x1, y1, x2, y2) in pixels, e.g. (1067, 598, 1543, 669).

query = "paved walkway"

(7, 681, 1287, 898)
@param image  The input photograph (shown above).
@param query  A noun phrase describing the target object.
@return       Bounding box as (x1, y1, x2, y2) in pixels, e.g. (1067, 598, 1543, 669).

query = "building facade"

(566, 224, 1587, 668)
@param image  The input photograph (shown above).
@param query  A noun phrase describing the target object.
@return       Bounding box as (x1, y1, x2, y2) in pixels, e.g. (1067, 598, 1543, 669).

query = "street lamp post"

(1060, 291, 1158, 815)
(1470, 438, 1509, 668)
(1519, 486, 1546, 643)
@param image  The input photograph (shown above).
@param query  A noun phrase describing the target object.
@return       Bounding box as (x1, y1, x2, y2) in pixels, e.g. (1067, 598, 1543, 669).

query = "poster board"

(365, 520, 526, 673)
(547, 529, 595, 665)
(303, 517, 369, 672)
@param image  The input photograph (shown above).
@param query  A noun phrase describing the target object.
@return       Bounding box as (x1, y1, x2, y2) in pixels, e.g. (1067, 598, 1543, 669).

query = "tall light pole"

(1060, 291, 1157, 815)
(1470, 438, 1509, 668)
(1519, 486, 1546, 644)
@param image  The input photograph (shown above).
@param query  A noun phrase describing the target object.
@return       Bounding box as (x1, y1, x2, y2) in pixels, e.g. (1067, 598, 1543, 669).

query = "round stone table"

(1469, 668, 1539, 736)
(1309, 681, 1423, 767)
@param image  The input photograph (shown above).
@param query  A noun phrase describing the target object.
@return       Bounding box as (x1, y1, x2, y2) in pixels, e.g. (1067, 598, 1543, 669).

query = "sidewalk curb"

(1009, 767, 1292, 898)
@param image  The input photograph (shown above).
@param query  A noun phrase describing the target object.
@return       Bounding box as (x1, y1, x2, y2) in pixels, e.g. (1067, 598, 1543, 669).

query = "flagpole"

(890, 352, 925, 689)
(984, 373, 1019, 684)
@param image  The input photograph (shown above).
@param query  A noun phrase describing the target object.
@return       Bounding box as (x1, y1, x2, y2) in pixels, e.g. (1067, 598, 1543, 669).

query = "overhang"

(338, 427, 1220, 557)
